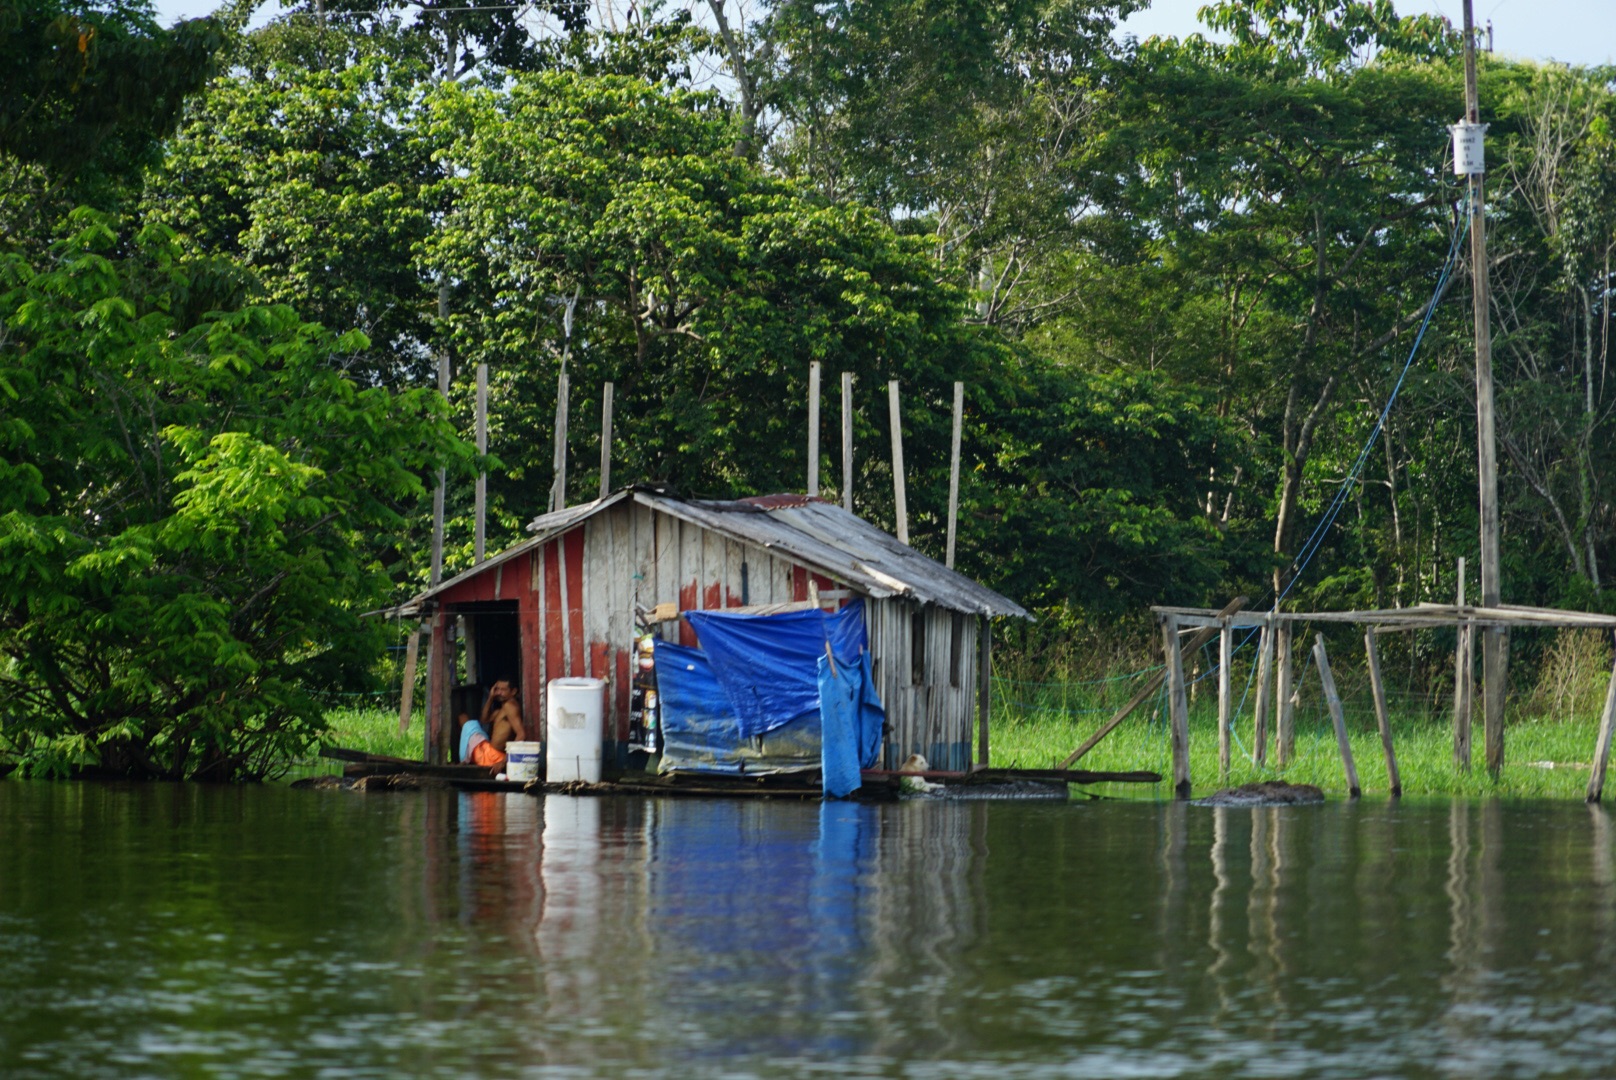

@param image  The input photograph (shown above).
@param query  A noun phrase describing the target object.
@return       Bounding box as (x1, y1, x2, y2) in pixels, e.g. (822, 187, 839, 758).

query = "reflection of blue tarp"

(684, 601, 868, 739)
(656, 602, 884, 777)
(818, 652, 884, 797)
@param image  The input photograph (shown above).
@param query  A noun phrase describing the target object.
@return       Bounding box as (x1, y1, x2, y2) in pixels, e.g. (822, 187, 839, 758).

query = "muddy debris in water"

(290, 774, 447, 792)
(1192, 781, 1325, 807)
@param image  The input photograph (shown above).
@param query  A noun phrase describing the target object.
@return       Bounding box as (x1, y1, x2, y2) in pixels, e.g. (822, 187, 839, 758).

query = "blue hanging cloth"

(817, 650, 885, 798)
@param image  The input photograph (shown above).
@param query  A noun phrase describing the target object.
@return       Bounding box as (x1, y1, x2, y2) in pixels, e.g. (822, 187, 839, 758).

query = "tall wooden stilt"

(1253, 615, 1275, 764)
(1586, 639, 1616, 803)
(946, 381, 963, 569)
(1313, 633, 1360, 798)
(550, 370, 569, 512)
(977, 615, 991, 768)
(807, 362, 821, 497)
(841, 372, 854, 512)
(1454, 557, 1473, 770)
(474, 362, 488, 563)
(1218, 618, 1233, 780)
(1365, 628, 1402, 797)
(1164, 615, 1192, 799)
(888, 379, 908, 544)
(398, 624, 422, 736)
(599, 381, 614, 499)
(1276, 622, 1295, 766)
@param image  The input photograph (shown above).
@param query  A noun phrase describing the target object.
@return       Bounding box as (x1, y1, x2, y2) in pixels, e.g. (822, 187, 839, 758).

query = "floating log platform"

(316, 748, 1161, 799)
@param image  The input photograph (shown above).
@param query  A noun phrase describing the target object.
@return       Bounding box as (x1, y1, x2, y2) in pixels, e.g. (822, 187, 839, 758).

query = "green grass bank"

(314, 690, 1609, 799)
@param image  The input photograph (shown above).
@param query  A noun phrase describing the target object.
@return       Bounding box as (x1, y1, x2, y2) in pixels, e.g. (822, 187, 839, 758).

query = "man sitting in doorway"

(457, 679, 526, 768)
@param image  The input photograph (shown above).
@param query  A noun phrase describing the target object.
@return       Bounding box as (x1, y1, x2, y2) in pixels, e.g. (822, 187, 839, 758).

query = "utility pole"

(430, 24, 457, 587)
(1461, 0, 1505, 775)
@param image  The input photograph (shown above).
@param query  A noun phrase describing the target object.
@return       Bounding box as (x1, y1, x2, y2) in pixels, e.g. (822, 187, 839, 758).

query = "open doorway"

(448, 600, 522, 761)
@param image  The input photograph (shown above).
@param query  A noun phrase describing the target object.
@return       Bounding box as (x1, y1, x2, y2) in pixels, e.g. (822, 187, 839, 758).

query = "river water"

(4, 784, 1616, 1077)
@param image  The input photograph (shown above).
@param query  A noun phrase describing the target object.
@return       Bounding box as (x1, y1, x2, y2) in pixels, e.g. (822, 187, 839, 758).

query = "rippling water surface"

(5, 783, 1616, 1077)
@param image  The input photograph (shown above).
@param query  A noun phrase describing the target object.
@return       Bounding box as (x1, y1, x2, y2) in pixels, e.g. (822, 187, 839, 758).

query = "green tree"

(429, 71, 989, 549)
(143, 32, 442, 386)
(0, 0, 223, 239)
(0, 212, 466, 779)
(1059, 0, 1462, 598)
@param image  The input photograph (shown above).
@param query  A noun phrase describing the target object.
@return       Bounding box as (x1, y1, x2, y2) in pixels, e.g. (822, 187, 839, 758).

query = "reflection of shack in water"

(419, 792, 987, 1059)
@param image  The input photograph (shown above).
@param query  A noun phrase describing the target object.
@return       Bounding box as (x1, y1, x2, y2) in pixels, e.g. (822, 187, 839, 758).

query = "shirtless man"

(482, 679, 526, 751)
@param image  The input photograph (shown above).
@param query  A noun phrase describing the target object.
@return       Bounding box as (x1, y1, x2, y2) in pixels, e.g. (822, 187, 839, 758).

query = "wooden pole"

(1454, 557, 1473, 770)
(946, 381, 963, 569)
(426, 614, 447, 764)
(1252, 615, 1275, 764)
(474, 361, 487, 563)
(398, 625, 422, 735)
(977, 615, 991, 768)
(1060, 596, 1247, 768)
(807, 362, 821, 497)
(1164, 615, 1192, 799)
(550, 369, 569, 513)
(841, 372, 854, 512)
(1463, 0, 1506, 776)
(1586, 639, 1616, 802)
(1217, 617, 1233, 780)
(888, 379, 908, 544)
(430, 314, 448, 587)
(1276, 622, 1295, 766)
(1365, 628, 1402, 797)
(1313, 633, 1361, 798)
(599, 381, 614, 500)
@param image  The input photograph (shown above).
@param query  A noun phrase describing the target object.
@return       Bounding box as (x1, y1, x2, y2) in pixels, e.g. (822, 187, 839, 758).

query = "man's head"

(490, 679, 515, 702)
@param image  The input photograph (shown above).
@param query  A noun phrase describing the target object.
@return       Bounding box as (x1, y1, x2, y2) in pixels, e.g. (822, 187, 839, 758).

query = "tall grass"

(990, 667, 1609, 799)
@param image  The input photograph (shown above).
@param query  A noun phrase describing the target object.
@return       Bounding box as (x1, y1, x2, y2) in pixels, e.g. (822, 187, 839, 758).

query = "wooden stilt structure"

(1275, 623, 1295, 766)
(1312, 634, 1360, 798)
(1253, 614, 1275, 764)
(1164, 614, 1191, 799)
(1218, 617, 1233, 780)
(1364, 628, 1401, 797)
(1587, 645, 1616, 803)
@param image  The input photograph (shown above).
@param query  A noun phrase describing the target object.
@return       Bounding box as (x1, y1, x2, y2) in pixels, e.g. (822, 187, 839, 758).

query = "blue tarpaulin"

(684, 601, 868, 739)
(655, 640, 828, 774)
(656, 602, 884, 779)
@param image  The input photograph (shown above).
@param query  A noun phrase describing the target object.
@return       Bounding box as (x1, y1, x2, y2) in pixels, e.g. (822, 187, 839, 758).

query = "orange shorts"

(469, 740, 506, 768)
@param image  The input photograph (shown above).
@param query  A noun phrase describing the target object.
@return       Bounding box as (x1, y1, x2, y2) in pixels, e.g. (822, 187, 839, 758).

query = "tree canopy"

(6, 0, 1616, 775)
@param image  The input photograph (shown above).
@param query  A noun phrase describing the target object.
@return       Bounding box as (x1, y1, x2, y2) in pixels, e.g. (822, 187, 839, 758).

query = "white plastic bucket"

(547, 677, 605, 783)
(506, 741, 541, 782)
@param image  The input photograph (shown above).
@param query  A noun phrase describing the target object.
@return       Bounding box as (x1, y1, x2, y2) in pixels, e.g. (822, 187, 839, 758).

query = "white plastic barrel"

(505, 741, 541, 782)
(546, 677, 605, 783)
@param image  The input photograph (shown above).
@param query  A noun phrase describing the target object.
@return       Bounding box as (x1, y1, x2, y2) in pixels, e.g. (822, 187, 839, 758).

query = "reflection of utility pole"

(1461, 0, 1505, 775)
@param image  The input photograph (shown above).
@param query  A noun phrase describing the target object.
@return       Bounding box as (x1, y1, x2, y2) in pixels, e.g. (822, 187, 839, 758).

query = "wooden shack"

(392, 488, 1028, 773)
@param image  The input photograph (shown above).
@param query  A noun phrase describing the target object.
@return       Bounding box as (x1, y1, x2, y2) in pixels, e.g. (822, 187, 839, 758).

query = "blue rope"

(1212, 199, 1472, 767)
(1277, 200, 1473, 604)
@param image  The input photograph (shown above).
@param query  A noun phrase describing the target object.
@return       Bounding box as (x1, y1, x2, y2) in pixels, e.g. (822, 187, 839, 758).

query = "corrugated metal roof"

(384, 487, 1028, 619)
(641, 493, 1027, 618)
